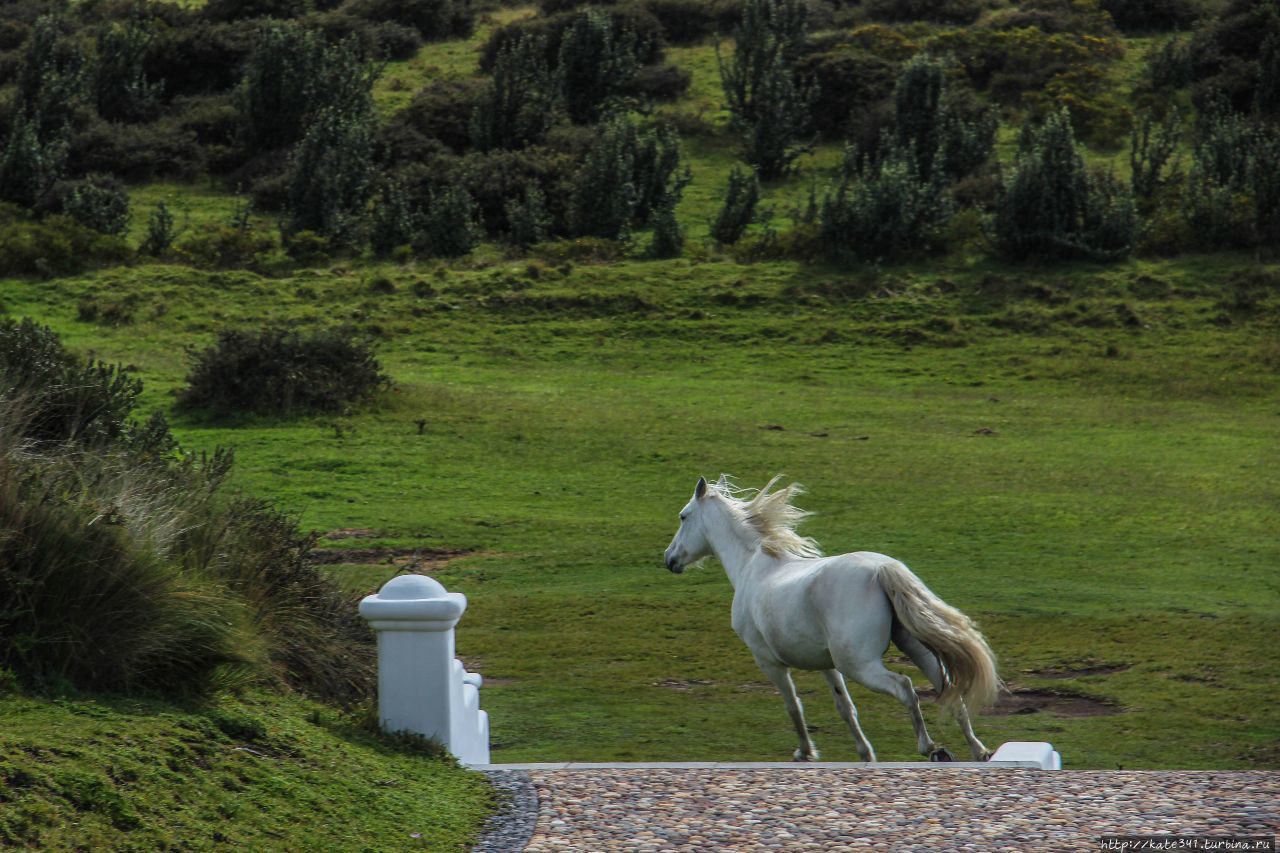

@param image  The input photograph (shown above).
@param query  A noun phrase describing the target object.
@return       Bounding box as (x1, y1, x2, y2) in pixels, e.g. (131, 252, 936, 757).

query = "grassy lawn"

(6, 251, 1276, 770)
(0, 690, 492, 848)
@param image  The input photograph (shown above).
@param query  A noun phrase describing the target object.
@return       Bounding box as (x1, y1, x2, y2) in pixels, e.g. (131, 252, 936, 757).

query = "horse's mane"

(711, 475, 824, 559)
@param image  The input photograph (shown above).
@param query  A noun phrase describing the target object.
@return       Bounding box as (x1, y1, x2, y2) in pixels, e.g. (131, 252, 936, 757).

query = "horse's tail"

(874, 560, 1000, 712)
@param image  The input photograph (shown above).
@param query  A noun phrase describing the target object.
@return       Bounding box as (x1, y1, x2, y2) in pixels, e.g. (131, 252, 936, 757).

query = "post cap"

(379, 573, 449, 600)
(358, 573, 467, 628)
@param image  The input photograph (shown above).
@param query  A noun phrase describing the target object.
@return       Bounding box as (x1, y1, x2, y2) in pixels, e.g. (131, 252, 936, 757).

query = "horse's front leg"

(756, 658, 819, 761)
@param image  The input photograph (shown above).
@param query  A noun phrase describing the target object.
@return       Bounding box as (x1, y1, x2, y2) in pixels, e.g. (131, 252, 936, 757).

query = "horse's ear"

(695, 476, 708, 499)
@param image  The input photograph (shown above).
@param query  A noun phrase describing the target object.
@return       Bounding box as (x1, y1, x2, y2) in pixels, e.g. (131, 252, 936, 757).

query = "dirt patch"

(654, 679, 715, 691)
(322, 528, 383, 540)
(310, 547, 470, 568)
(1025, 661, 1131, 679)
(918, 686, 1121, 717)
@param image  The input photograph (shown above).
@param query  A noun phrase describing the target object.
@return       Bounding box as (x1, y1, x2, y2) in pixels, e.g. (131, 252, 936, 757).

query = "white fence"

(358, 574, 489, 765)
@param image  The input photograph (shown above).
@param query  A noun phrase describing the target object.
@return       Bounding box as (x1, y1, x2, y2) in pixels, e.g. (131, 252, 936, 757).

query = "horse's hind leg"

(756, 658, 819, 761)
(821, 670, 876, 762)
(892, 626, 992, 761)
(840, 656, 942, 759)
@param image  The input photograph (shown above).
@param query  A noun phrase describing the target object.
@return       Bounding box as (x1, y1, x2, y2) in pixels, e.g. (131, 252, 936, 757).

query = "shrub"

(995, 109, 1136, 260)
(648, 195, 682, 257)
(820, 142, 952, 262)
(173, 222, 276, 269)
(389, 78, 485, 155)
(342, 0, 475, 41)
(796, 47, 898, 139)
(632, 122, 690, 229)
(642, 0, 740, 43)
(447, 146, 576, 236)
(711, 165, 761, 245)
(418, 183, 482, 257)
(568, 113, 639, 238)
(140, 201, 178, 256)
(0, 211, 132, 277)
(471, 34, 559, 151)
(481, 6, 663, 72)
(180, 327, 389, 416)
(57, 176, 131, 235)
(67, 117, 203, 182)
(624, 62, 692, 101)
(1187, 0, 1280, 114)
(144, 20, 255, 99)
(1100, 0, 1203, 30)
(15, 15, 86, 142)
(0, 317, 142, 448)
(93, 14, 164, 122)
(0, 321, 375, 700)
(864, 0, 984, 25)
(557, 9, 641, 123)
(1182, 105, 1280, 250)
(1129, 110, 1180, 201)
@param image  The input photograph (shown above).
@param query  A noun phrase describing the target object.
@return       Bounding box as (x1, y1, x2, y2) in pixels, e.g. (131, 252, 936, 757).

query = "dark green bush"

(1100, 0, 1203, 30)
(343, 0, 474, 41)
(996, 109, 1136, 260)
(864, 0, 984, 25)
(1182, 105, 1280, 250)
(641, 0, 740, 43)
(796, 47, 898, 140)
(0, 109, 66, 208)
(481, 5, 663, 72)
(140, 201, 178, 256)
(568, 113, 639, 239)
(1187, 0, 1280, 114)
(506, 183, 553, 246)
(144, 19, 255, 99)
(93, 14, 164, 123)
(369, 176, 419, 257)
(180, 327, 389, 416)
(390, 78, 485, 155)
(624, 62, 692, 101)
(893, 54, 997, 183)
(67, 117, 203, 182)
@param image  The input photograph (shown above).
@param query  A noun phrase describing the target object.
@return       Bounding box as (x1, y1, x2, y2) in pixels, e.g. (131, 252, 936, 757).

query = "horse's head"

(663, 476, 715, 574)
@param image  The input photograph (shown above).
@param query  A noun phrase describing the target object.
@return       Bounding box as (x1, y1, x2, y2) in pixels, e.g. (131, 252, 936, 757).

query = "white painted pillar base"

(359, 574, 490, 766)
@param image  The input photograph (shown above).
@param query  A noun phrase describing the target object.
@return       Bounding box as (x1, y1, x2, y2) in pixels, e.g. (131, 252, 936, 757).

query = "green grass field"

(6, 248, 1277, 770)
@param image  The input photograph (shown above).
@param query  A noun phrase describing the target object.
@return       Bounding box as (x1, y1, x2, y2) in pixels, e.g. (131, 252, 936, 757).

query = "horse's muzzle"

(665, 555, 685, 574)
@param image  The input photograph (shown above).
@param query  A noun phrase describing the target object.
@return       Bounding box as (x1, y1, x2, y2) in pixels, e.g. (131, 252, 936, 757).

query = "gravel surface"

(505, 768, 1279, 852)
(474, 771, 539, 853)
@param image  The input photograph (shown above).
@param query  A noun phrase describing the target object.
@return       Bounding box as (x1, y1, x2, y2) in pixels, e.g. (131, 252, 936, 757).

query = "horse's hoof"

(792, 749, 820, 762)
(977, 749, 994, 762)
(928, 747, 956, 762)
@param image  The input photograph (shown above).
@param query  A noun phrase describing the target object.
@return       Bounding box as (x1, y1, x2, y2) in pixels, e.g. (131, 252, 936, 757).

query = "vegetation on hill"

(0, 0, 1277, 845)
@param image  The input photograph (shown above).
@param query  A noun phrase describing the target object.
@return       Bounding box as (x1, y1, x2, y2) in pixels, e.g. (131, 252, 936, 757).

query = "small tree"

(893, 53, 996, 183)
(284, 106, 376, 243)
(419, 184, 481, 258)
(556, 10, 639, 124)
(140, 202, 177, 256)
(568, 114, 639, 239)
(16, 16, 86, 142)
(711, 166, 761, 245)
(94, 15, 163, 122)
(369, 176, 419, 257)
(505, 183, 552, 247)
(471, 34, 558, 151)
(64, 179, 131, 236)
(632, 123, 690, 228)
(0, 110, 66, 208)
(1129, 110, 1180, 201)
(996, 110, 1136, 260)
(718, 0, 811, 179)
(648, 195, 683, 258)
(237, 24, 378, 153)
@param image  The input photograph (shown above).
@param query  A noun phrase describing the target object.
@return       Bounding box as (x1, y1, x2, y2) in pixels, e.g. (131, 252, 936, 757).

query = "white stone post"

(358, 574, 490, 765)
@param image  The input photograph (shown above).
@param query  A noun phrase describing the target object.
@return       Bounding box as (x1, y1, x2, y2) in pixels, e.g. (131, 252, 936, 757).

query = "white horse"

(663, 475, 1000, 762)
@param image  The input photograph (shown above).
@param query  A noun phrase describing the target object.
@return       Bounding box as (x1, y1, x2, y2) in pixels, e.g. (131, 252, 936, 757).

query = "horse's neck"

(707, 508, 766, 589)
